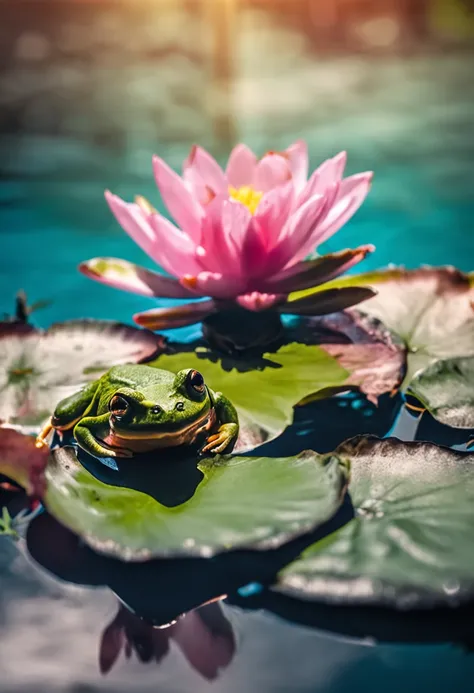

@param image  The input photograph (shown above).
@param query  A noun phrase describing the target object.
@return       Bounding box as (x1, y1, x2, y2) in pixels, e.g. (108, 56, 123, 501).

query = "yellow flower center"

(229, 186, 263, 215)
(135, 195, 157, 214)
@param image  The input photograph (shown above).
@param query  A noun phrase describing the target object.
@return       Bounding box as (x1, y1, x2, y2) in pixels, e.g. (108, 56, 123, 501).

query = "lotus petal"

(79, 258, 195, 298)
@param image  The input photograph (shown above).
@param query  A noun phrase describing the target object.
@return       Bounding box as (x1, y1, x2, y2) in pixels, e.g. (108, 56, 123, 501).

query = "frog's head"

(107, 369, 214, 448)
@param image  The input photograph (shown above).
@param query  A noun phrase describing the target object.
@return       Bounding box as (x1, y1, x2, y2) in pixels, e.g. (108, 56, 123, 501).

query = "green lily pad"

(289, 267, 474, 388)
(43, 446, 349, 561)
(408, 356, 474, 429)
(152, 343, 348, 439)
(0, 320, 163, 430)
(276, 436, 474, 608)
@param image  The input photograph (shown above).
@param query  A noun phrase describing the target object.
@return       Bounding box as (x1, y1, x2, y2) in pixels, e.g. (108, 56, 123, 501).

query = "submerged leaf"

(0, 320, 163, 430)
(153, 343, 349, 438)
(289, 267, 474, 388)
(43, 446, 349, 560)
(408, 356, 474, 429)
(277, 436, 474, 608)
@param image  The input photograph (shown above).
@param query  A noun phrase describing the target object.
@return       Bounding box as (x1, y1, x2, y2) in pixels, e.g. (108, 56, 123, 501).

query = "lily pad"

(43, 446, 349, 560)
(276, 436, 474, 608)
(408, 357, 474, 429)
(0, 320, 163, 429)
(153, 343, 349, 438)
(0, 427, 49, 496)
(289, 267, 474, 388)
(414, 409, 474, 450)
(287, 310, 406, 404)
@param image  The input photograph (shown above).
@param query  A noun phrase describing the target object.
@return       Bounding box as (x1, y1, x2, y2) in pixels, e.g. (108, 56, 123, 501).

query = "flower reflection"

(99, 600, 235, 680)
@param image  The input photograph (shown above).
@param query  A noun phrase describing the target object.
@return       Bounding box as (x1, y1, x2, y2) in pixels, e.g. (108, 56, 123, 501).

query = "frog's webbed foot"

(35, 417, 54, 450)
(201, 423, 239, 454)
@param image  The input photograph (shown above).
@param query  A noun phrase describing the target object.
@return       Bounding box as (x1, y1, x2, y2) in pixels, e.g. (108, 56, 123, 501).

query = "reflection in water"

(1, 468, 474, 690)
(99, 600, 235, 679)
(24, 499, 352, 626)
(231, 588, 474, 650)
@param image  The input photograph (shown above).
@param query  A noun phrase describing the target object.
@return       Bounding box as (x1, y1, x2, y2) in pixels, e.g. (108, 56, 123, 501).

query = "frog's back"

(106, 364, 174, 389)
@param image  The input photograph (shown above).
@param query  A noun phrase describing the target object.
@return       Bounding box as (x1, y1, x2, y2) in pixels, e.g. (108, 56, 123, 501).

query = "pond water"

(1, 2, 474, 691)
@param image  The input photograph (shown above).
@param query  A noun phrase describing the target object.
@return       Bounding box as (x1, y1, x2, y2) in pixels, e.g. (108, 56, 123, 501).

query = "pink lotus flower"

(80, 141, 375, 331)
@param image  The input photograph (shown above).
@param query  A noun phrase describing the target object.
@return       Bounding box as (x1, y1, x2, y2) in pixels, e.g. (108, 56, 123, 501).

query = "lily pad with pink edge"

(290, 267, 474, 398)
(0, 427, 49, 497)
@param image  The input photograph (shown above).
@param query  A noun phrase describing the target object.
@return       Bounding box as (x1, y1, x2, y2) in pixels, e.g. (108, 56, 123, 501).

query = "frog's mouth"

(104, 408, 217, 453)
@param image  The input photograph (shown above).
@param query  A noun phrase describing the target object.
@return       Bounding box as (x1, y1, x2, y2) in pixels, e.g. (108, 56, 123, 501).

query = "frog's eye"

(186, 369, 205, 397)
(109, 394, 131, 419)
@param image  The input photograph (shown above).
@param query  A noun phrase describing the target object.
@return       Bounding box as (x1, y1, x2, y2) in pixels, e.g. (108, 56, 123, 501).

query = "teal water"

(1, 54, 473, 334)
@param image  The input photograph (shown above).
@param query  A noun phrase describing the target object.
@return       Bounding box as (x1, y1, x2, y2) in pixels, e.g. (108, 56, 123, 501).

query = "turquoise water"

(1, 54, 473, 334)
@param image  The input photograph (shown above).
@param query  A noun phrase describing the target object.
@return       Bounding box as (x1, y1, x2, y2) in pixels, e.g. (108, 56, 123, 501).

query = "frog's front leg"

(74, 413, 133, 459)
(201, 392, 239, 454)
(36, 380, 100, 450)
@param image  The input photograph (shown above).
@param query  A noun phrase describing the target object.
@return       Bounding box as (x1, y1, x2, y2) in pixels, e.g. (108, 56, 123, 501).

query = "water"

(1, 2, 474, 691)
(1, 53, 473, 330)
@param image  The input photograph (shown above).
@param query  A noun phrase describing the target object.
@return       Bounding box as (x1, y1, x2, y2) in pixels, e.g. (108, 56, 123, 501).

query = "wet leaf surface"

(276, 436, 474, 608)
(408, 356, 474, 429)
(0, 320, 163, 430)
(43, 445, 349, 561)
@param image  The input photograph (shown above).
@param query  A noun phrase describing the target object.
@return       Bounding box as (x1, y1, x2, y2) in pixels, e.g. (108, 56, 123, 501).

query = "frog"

(35, 364, 239, 459)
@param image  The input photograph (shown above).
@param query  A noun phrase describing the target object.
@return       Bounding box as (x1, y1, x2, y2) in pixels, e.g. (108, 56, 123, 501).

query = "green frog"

(35, 365, 239, 459)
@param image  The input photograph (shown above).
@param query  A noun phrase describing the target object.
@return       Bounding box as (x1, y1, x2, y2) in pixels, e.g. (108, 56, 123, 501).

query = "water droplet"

(183, 538, 195, 549)
(443, 579, 460, 595)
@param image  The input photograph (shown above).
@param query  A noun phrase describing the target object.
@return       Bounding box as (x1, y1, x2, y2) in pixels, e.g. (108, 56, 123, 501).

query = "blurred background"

(0, 0, 473, 326)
